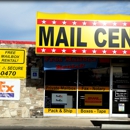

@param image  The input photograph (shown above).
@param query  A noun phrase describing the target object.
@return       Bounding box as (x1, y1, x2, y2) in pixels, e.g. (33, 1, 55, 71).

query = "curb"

(0, 126, 100, 129)
(102, 124, 130, 129)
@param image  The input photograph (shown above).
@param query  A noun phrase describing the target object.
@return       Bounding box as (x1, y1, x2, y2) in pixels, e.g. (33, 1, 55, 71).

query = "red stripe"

(37, 19, 130, 27)
(0, 40, 35, 44)
(36, 47, 130, 55)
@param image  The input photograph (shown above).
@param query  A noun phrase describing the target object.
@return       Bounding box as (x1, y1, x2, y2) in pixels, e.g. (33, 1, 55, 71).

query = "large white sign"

(52, 93, 67, 105)
(0, 79, 20, 100)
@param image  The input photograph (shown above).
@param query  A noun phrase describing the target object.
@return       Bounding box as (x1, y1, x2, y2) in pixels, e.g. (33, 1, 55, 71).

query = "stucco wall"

(0, 42, 44, 118)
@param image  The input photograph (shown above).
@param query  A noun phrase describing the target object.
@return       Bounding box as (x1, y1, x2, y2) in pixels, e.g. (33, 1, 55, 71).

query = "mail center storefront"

(43, 57, 130, 117)
(44, 57, 110, 116)
(35, 12, 130, 117)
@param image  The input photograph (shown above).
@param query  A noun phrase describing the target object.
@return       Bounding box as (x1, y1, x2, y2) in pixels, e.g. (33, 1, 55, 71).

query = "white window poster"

(118, 103, 125, 112)
(52, 93, 67, 105)
(0, 79, 20, 100)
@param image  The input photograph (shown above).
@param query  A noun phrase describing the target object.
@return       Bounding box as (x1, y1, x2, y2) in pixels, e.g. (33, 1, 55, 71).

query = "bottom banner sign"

(78, 109, 109, 114)
(0, 79, 20, 100)
(45, 108, 76, 114)
(44, 108, 109, 114)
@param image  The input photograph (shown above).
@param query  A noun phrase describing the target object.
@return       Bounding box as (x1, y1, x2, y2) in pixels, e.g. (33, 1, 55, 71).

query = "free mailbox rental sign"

(0, 48, 26, 79)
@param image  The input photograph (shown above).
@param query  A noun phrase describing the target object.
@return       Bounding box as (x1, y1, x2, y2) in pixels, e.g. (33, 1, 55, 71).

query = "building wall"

(0, 41, 44, 118)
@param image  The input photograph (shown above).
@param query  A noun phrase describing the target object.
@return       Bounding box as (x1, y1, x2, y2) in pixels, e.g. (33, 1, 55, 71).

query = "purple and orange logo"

(0, 81, 14, 97)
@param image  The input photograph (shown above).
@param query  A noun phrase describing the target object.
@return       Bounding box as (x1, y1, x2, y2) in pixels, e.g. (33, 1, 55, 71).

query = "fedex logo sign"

(0, 79, 20, 100)
(0, 81, 14, 92)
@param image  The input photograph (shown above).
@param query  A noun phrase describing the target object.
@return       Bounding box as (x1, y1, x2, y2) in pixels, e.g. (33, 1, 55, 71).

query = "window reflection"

(79, 63, 110, 86)
(46, 70, 77, 86)
(113, 66, 130, 89)
(78, 58, 110, 109)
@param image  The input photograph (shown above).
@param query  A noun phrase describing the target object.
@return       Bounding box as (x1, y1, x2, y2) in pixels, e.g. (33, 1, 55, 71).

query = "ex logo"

(0, 81, 14, 92)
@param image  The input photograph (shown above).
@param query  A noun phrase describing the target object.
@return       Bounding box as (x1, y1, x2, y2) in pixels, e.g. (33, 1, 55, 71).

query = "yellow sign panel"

(45, 86, 77, 91)
(78, 86, 109, 92)
(44, 108, 76, 114)
(85, 94, 102, 106)
(78, 109, 109, 114)
(36, 12, 130, 56)
(0, 48, 26, 79)
(44, 108, 109, 114)
(45, 86, 109, 92)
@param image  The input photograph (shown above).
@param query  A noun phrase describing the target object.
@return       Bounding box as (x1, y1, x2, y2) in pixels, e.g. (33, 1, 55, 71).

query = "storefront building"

(36, 12, 130, 118)
(0, 12, 130, 118)
(43, 57, 130, 117)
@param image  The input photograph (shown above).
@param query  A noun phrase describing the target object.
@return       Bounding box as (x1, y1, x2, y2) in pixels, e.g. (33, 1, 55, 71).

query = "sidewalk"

(0, 117, 130, 128)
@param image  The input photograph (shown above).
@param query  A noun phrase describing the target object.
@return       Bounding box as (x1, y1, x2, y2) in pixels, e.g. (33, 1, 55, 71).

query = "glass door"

(111, 65, 130, 117)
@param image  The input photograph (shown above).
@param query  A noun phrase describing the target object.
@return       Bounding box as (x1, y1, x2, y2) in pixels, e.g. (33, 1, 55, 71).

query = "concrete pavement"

(0, 117, 130, 128)
(0, 117, 95, 128)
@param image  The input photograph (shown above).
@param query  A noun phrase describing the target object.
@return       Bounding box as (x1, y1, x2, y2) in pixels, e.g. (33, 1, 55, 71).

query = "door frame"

(110, 63, 129, 118)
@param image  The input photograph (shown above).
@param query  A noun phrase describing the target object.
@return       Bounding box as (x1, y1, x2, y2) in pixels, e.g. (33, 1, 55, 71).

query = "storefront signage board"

(44, 56, 98, 70)
(36, 12, 130, 56)
(0, 48, 26, 79)
(45, 86, 109, 92)
(44, 108, 109, 114)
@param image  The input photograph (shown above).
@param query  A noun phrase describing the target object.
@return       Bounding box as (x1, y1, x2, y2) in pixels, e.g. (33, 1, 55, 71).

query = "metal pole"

(76, 69, 79, 117)
(109, 59, 113, 117)
(43, 70, 46, 117)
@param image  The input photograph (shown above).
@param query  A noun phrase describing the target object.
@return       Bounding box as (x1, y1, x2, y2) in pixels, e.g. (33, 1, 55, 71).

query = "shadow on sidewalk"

(91, 120, 130, 128)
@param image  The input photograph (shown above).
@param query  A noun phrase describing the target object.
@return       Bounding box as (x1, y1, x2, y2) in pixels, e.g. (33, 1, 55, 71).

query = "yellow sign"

(44, 108, 109, 114)
(36, 12, 130, 56)
(78, 109, 109, 114)
(0, 48, 26, 79)
(78, 86, 109, 92)
(46, 86, 76, 91)
(44, 108, 76, 114)
(45, 86, 109, 92)
(85, 94, 102, 106)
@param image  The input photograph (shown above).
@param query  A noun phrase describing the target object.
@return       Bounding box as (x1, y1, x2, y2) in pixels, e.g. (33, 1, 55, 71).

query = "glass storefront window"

(79, 59, 110, 86)
(78, 92, 109, 109)
(78, 59, 110, 114)
(44, 58, 110, 115)
(45, 70, 77, 114)
(46, 70, 77, 86)
(113, 66, 130, 89)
